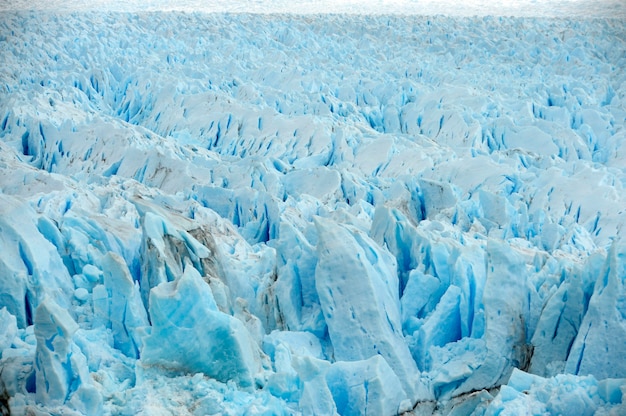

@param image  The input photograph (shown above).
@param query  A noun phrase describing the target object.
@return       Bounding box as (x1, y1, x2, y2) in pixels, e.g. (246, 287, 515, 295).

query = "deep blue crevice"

(25, 292, 33, 327)
(18, 242, 33, 275)
(103, 160, 122, 177)
(0, 113, 8, 131)
(21, 131, 31, 156)
(25, 370, 36, 393)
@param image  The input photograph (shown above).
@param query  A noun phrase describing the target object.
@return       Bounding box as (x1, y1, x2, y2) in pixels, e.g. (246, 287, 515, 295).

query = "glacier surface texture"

(1, 6, 626, 416)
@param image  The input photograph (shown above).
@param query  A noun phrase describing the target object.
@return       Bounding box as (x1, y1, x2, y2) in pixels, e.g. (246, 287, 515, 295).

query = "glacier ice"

(314, 217, 426, 402)
(0, 4, 626, 416)
(0, 195, 73, 328)
(563, 241, 626, 379)
(34, 297, 103, 414)
(325, 355, 412, 415)
(97, 252, 148, 359)
(483, 368, 626, 416)
(141, 259, 265, 389)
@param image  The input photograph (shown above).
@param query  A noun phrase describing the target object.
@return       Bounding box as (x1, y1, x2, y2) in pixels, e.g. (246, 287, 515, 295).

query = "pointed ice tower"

(34, 297, 102, 414)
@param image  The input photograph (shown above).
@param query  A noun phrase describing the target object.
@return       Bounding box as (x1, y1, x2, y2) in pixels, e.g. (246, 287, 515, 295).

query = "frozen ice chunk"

(502, 125, 559, 157)
(565, 241, 626, 379)
(100, 252, 149, 358)
(450, 241, 530, 397)
(478, 189, 517, 232)
(82, 264, 103, 284)
(141, 261, 262, 388)
(314, 217, 423, 402)
(444, 389, 494, 416)
(417, 179, 458, 219)
(299, 373, 338, 415)
(74, 287, 89, 302)
(192, 186, 279, 244)
(325, 355, 411, 416)
(597, 378, 626, 405)
(139, 211, 211, 306)
(290, 355, 337, 414)
(35, 297, 79, 403)
(271, 220, 326, 336)
(529, 272, 586, 377)
(411, 285, 462, 370)
(263, 330, 325, 361)
(0, 195, 73, 328)
(424, 337, 488, 398)
(34, 297, 102, 415)
(353, 136, 393, 176)
(370, 206, 422, 294)
(0, 307, 18, 353)
(401, 267, 442, 327)
(60, 209, 141, 281)
(263, 341, 301, 402)
(283, 166, 342, 202)
(485, 369, 626, 416)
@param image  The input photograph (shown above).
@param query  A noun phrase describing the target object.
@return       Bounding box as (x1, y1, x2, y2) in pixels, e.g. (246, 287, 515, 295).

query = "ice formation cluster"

(1, 2, 626, 415)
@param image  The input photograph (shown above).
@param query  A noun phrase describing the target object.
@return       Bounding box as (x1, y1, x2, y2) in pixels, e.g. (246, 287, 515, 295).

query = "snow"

(0, 1, 626, 415)
(1, 0, 626, 18)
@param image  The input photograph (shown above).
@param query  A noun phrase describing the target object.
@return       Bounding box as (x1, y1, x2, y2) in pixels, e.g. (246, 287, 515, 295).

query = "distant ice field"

(0, 6, 625, 416)
(1, 0, 626, 17)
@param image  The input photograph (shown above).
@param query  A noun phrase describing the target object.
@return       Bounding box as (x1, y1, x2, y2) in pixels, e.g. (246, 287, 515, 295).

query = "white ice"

(1, 0, 626, 18)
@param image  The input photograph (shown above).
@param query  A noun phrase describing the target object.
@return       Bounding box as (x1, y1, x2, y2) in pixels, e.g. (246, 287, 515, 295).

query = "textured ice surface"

(1, 0, 626, 18)
(483, 369, 626, 416)
(141, 260, 265, 389)
(1, 3, 626, 416)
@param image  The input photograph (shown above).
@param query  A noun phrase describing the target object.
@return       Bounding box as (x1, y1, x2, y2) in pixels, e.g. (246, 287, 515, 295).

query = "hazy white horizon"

(0, 0, 625, 17)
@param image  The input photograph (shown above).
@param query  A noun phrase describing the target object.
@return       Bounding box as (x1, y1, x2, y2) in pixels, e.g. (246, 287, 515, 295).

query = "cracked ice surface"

(0, 4, 626, 416)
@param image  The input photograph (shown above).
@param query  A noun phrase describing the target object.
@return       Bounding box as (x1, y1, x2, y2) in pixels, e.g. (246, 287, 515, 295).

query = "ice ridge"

(1, 10, 626, 416)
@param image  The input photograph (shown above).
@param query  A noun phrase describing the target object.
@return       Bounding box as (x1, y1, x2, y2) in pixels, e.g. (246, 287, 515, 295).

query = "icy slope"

(0, 10, 625, 416)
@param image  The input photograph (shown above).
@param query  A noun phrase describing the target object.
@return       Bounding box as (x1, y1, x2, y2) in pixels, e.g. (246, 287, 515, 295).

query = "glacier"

(1, 1, 626, 415)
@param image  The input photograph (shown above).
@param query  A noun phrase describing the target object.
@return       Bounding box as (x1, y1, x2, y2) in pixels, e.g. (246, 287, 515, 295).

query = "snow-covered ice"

(1, 1, 626, 415)
(1, 0, 626, 18)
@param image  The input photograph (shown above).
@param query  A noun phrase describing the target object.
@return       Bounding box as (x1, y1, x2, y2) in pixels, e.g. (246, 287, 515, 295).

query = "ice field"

(1, 1, 626, 415)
